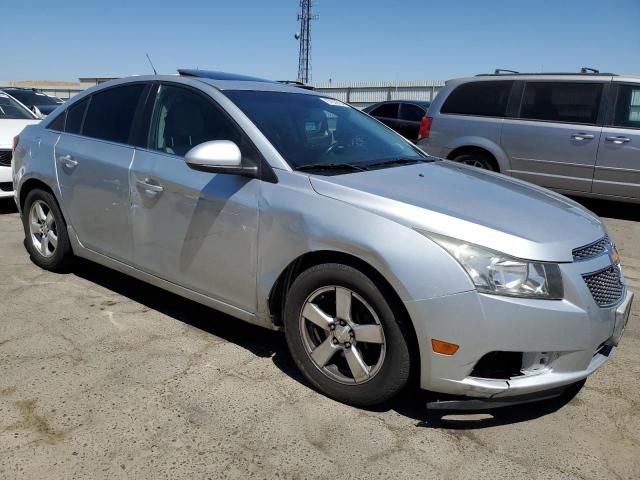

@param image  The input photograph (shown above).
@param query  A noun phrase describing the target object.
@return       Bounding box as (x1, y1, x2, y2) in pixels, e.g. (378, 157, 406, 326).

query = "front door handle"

(571, 133, 595, 141)
(605, 136, 631, 145)
(57, 154, 78, 168)
(136, 178, 164, 197)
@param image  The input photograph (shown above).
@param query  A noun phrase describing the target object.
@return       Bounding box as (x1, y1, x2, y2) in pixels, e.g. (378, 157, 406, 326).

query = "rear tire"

(283, 263, 411, 406)
(22, 189, 73, 271)
(452, 152, 497, 171)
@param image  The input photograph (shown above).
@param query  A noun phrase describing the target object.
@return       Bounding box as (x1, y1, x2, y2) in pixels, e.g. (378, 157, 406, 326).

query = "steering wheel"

(323, 141, 348, 156)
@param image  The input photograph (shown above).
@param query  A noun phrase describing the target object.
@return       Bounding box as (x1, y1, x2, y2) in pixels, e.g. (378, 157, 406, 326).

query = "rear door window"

(400, 103, 426, 122)
(441, 81, 513, 117)
(520, 82, 603, 125)
(612, 84, 640, 129)
(369, 103, 399, 119)
(83, 84, 147, 144)
(65, 97, 89, 135)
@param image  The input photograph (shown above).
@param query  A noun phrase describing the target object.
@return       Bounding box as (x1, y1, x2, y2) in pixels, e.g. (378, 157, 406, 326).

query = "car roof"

(176, 69, 321, 94)
(447, 71, 640, 85)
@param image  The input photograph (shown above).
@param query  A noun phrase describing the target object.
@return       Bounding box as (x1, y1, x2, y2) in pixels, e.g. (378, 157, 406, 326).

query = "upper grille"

(573, 236, 610, 261)
(0, 150, 11, 167)
(583, 265, 624, 307)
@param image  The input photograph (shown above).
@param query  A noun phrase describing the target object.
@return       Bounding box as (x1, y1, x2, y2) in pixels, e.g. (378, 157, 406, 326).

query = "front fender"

(255, 170, 474, 322)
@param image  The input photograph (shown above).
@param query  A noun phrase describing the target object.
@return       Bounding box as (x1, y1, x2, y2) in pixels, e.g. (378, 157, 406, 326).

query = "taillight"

(417, 116, 433, 141)
(12, 135, 19, 152)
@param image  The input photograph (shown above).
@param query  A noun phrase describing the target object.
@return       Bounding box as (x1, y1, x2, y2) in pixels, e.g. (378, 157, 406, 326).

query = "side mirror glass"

(184, 140, 257, 177)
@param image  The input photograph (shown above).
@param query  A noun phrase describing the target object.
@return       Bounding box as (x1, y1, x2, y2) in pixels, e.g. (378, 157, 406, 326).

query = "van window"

(441, 81, 513, 117)
(83, 84, 146, 144)
(520, 82, 602, 125)
(613, 85, 640, 129)
(65, 97, 89, 135)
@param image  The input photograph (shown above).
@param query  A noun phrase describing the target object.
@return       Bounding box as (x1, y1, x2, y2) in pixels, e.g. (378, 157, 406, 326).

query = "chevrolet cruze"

(11, 70, 633, 407)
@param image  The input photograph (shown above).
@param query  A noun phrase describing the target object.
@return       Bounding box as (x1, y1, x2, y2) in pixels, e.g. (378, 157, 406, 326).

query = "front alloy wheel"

(284, 263, 412, 406)
(300, 286, 386, 384)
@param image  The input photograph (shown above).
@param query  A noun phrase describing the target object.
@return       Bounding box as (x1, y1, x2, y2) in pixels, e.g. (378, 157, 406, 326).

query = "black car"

(363, 100, 431, 142)
(1, 88, 63, 116)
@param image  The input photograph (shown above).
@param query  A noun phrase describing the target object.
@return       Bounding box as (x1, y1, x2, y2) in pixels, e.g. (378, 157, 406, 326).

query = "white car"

(0, 92, 39, 198)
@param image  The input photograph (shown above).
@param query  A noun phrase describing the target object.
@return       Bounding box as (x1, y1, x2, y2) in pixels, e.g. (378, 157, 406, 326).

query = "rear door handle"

(136, 178, 164, 196)
(57, 154, 78, 168)
(605, 136, 631, 145)
(571, 133, 595, 141)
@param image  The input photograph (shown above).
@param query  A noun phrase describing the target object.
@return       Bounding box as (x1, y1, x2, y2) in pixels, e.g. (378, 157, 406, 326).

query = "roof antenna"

(146, 53, 158, 75)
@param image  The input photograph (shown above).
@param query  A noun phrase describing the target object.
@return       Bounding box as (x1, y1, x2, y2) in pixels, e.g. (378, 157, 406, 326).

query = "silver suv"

(418, 71, 640, 203)
(12, 70, 633, 408)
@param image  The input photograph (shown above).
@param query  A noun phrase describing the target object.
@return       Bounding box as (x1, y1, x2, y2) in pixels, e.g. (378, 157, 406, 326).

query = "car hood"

(308, 160, 605, 262)
(0, 119, 40, 148)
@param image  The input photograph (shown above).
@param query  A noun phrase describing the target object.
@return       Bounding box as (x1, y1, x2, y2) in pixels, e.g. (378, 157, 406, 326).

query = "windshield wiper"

(365, 157, 432, 168)
(296, 163, 368, 173)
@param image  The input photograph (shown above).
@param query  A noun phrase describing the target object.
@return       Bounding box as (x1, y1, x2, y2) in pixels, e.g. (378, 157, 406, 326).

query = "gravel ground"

(0, 197, 639, 480)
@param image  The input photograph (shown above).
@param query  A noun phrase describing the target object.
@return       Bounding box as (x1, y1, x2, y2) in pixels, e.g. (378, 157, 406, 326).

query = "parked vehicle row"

(1, 87, 64, 117)
(363, 100, 430, 142)
(11, 69, 632, 408)
(0, 91, 39, 198)
(417, 71, 640, 203)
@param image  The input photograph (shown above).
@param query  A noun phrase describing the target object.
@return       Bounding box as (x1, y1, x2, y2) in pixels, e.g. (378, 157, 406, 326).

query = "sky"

(2, 0, 639, 83)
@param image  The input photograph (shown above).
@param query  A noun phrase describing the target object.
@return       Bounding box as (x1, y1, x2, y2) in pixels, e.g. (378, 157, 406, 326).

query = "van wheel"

(283, 263, 411, 406)
(22, 189, 73, 271)
(452, 152, 497, 171)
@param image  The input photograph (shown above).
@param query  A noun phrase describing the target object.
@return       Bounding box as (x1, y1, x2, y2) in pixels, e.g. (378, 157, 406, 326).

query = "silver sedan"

(11, 70, 633, 408)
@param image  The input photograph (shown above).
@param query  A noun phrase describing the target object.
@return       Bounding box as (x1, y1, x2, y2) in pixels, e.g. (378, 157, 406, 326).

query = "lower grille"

(0, 150, 11, 167)
(0, 182, 13, 192)
(583, 265, 624, 307)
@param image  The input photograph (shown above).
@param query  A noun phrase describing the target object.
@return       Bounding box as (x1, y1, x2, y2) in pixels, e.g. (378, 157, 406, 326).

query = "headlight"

(421, 232, 563, 299)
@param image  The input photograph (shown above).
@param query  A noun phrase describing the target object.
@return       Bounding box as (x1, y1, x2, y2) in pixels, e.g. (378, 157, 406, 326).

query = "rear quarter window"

(441, 81, 514, 117)
(64, 97, 89, 134)
(47, 111, 66, 131)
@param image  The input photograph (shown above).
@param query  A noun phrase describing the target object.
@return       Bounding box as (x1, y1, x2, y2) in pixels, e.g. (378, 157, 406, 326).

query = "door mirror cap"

(184, 140, 257, 177)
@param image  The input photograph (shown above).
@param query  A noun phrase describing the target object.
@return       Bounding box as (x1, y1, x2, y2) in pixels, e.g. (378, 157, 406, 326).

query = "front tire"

(22, 189, 73, 271)
(283, 263, 411, 406)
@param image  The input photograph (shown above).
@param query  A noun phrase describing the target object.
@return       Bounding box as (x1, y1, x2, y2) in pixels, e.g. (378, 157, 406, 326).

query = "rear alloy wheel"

(452, 152, 497, 171)
(284, 263, 411, 406)
(22, 189, 73, 271)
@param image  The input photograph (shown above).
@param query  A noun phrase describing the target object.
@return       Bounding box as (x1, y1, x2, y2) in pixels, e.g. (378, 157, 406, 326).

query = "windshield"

(7, 90, 62, 106)
(0, 93, 37, 119)
(225, 90, 426, 170)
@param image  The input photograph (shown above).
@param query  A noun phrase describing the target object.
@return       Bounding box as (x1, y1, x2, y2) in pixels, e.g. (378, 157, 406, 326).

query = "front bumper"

(0, 165, 15, 198)
(405, 253, 633, 399)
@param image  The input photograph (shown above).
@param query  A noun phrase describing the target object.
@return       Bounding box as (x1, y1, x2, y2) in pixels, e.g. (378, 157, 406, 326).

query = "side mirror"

(184, 140, 258, 177)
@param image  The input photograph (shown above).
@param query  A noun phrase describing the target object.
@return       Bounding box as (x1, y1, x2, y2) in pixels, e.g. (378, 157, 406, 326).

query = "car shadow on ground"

(571, 196, 640, 222)
(66, 257, 581, 429)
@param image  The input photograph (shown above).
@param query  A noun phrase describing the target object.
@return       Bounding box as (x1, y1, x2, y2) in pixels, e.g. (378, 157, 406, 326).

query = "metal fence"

(312, 80, 446, 109)
(1, 79, 447, 107)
